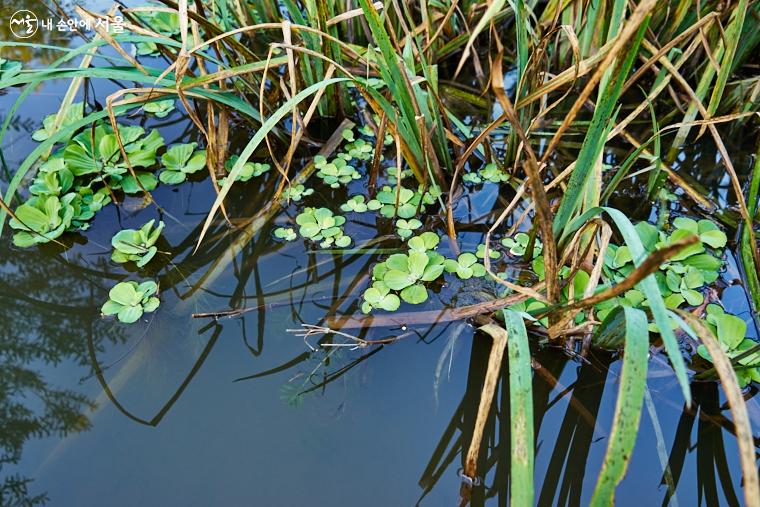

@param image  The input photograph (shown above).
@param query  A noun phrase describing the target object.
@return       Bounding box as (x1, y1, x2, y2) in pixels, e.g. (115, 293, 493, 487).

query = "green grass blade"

(502, 309, 534, 506)
(706, 0, 749, 118)
(552, 14, 650, 237)
(590, 306, 649, 505)
(740, 141, 760, 308)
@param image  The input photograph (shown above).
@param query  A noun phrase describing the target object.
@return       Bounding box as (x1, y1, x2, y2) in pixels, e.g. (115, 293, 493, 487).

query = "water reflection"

(0, 245, 124, 505)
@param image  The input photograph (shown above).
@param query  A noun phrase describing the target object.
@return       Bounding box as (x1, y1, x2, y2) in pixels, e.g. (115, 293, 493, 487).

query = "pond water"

(2, 10, 760, 507)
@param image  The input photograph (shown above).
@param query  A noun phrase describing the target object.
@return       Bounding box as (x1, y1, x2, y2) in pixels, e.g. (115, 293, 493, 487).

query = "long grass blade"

(590, 306, 649, 505)
(502, 309, 534, 506)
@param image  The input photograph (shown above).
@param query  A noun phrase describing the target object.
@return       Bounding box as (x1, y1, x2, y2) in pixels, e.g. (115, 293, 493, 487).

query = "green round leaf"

(400, 284, 428, 304)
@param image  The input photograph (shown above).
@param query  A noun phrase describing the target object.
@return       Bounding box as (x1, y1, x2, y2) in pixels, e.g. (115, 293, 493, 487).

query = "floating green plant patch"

(274, 227, 297, 241)
(340, 195, 369, 213)
(396, 218, 422, 238)
(476, 243, 501, 259)
(32, 102, 84, 143)
(111, 219, 164, 267)
(101, 280, 160, 324)
(696, 304, 758, 387)
(159, 143, 207, 185)
(361, 285, 401, 313)
(282, 184, 314, 202)
(502, 232, 542, 257)
(63, 124, 164, 193)
(367, 185, 429, 219)
(28, 158, 73, 197)
(341, 138, 374, 161)
(314, 156, 361, 188)
(444, 253, 487, 279)
(600, 219, 725, 311)
(9, 194, 75, 247)
(219, 156, 270, 186)
(69, 187, 111, 230)
(133, 11, 179, 55)
(362, 233, 444, 313)
(144, 98, 175, 118)
(295, 207, 351, 248)
(462, 162, 509, 184)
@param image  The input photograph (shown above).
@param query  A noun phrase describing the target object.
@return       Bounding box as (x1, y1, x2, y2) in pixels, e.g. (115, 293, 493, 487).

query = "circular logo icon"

(10, 10, 38, 39)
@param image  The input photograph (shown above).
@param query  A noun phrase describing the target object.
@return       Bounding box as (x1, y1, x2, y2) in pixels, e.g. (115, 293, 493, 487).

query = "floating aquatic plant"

(63, 124, 164, 193)
(159, 143, 207, 184)
(144, 98, 176, 118)
(462, 162, 509, 184)
(111, 219, 164, 267)
(340, 195, 369, 213)
(295, 207, 351, 248)
(443, 253, 487, 280)
(362, 233, 444, 312)
(502, 232, 542, 257)
(101, 280, 160, 324)
(396, 218, 422, 238)
(476, 243, 501, 259)
(219, 156, 270, 186)
(274, 227, 297, 241)
(282, 184, 314, 202)
(697, 304, 757, 387)
(32, 102, 84, 143)
(314, 156, 361, 188)
(9, 195, 75, 247)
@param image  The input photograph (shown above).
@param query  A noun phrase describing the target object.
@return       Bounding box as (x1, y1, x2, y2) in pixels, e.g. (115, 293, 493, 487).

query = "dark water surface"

(2, 10, 760, 506)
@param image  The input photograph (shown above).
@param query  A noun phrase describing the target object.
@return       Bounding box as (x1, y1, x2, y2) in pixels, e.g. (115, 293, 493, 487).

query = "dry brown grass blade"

(462, 321, 507, 489)
(491, 56, 559, 304)
(103, 90, 164, 209)
(675, 311, 760, 507)
(538, 0, 657, 165)
(326, 289, 536, 329)
(327, 1, 384, 26)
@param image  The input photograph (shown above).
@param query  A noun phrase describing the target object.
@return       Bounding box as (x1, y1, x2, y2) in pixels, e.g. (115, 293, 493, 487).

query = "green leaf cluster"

(366, 185, 434, 219)
(502, 232, 543, 257)
(443, 252, 487, 279)
(111, 219, 164, 267)
(462, 162, 509, 184)
(32, 102, 84, 143)
(144, 99, 175, 118)
(274, 227, 296, 241)
(295, 207, 351, 248)
(63, 124, 164, 193)
(395, 218, 422, 238)
(697, 304, 758, 387)
(314, 156, 361, 188)
(340, 195, 369, 213)
(101, 280, 160, 324)
(361, 232, 443, 312)
(282, 184, 314, 202)
(160, 143, 207, 184)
